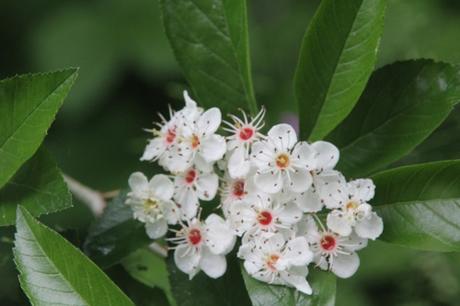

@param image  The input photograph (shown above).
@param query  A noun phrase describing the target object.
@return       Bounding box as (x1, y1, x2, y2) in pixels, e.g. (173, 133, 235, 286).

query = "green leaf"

(294, 0, 386, 141)
(84, 191, 151, 268)
(160, 0, 257, 114)
(0, 69, 78, 189)
(122, 248, 176, 306)
(241, 268, 336, 306)
(13, 206, 134, 305)
(371, 160, 460, 252)
(328, 60, 460, 177)
(0, 147, 72, 226)
(167, 253, 252, 306)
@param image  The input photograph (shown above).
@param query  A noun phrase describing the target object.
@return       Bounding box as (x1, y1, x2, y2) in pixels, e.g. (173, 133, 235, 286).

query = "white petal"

(228, 147, 251, 178)
(344, 233, 368, 251)
(281, 237, 313, 267)
(204, 214, 236, 255)
(331, 252, 360, 279)
(162, 200, 180, 225)
(197, 108, 221, 135)
(293, 188, 323, 213)
(128, 172, 149, 196)
(145, 219, 168, 239)
(327, 211, 353, 236)
(199, 135, 226, 163)
(292, 142, 315, 169)
(311, 141, 339, 170)
(251, 141, 275, 170)
(267, 124, 297, 151)
(280, 270, 312, 295)
(296, 215, 321, 243)
(183, 90, 197, 108)
(263, 233, 286, 253)
(200, 247, 227, 279)
(254, 170, 283, 193)
(195, 172, 218, 201)
(174, 187, 199, 219)
(174, 244, 201, 279)
(315, 171, 348, 209)
(194, 154, 214, 172)
(287, 168, 312, 193)
(229, 201, 257, 236)
(140, 138, 165, 161)
(149, 174, 174, 201)
(277, 202, 303, 226)
(355, 212, 383, 240)
(162, 143, 193, 173)
(348, 179, 375, 202)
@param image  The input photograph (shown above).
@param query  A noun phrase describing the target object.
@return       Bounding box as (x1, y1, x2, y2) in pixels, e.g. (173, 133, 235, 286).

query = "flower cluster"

(126, 91, 383, 294)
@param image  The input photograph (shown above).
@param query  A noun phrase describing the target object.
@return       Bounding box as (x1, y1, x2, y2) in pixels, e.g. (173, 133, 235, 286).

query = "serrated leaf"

(371, 160, 460, 252)
(167, 253, 252, 306)
(13, 206, 134, 306)
(241, 268, 336, 306)
(294, 0, 386, 141)
(328, 60, 460, 178)
(0, 147, 72, 226)
(84, 191, 151, 268)
(0, 69, 78, 189)
(122, 248, 176, 306)
(160, 0, 257, 114)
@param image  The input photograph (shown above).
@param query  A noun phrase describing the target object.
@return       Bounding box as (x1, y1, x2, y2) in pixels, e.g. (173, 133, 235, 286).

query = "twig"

(63, 174, 168, 258)
(63, 174, 106, 217)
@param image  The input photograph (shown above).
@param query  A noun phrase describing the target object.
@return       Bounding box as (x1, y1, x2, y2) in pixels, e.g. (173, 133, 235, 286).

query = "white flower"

(298, 216, 367, 279)
(170, 214, 236, 279)
(141, 91, 202, 166)
(238, 232, 313, 294)
(251, 124, 315, 194)
(223, 108, 265, 178)
(326, 179, 383, 239)
(126, 172, 179, 239)
(173, 167, 218, 219)
(228, 193, 303, 237)
(167, 106, 227, 172)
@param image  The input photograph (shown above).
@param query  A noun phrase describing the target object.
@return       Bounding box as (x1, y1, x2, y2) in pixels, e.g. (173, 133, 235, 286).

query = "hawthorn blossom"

(326, 179, 383, 239)
(251, 124, 315, 194)
(126, 172, 179, 239)
(238, 232, 313, 294)
(170, 214, 236, 279)
(141, 91, 201, 166)
(166, 106, 227, 172)
(298, 216, 367, 278)
(228, 193, 303, 237)
(223, 108, 265, 178)
(173, 167, 218, 219)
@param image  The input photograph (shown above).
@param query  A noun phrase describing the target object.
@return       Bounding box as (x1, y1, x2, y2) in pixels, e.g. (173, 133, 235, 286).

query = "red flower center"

(257, 211, 273, 226)
(320, 235, 337, 251)
(239, 127, 254, 141)
(185, 169, 197, 184)
(232, 180, 245, 198)
(165, 128, 176, 144)
(188, 228, 202, 245)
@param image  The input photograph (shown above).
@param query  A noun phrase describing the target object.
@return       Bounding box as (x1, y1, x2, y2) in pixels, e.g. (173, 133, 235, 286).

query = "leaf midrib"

(0, 74, 73, 151)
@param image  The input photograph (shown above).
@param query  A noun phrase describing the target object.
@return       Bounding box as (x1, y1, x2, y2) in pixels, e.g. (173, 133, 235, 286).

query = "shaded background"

(1, 0, 460, 305)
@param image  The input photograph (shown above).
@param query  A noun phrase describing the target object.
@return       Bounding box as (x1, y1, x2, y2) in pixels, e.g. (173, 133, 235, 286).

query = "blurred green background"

(1, 0, 460, 305)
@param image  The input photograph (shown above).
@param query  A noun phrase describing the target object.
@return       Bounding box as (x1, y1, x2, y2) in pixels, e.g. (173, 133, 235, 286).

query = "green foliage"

(372, 160, 460, 252)
(84, 191, 151, 268)
(167, 253, 252, 306)
(0, 69, 77, 189)
(0, 148, 72, 226)
(294, 0, 386, 141)
(122, 248, 176, 306)
(242, 268, 336, 306)
(160, 0, 257, 114)
(14, 206, 134, 305)
(329, 60, 460, 177)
